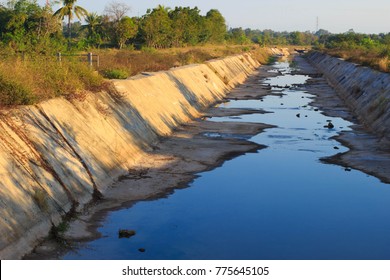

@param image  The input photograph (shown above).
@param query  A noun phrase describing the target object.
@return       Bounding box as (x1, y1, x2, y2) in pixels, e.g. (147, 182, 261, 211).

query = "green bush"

(0, 75, 36, 106)
(102, 69, 129, 79)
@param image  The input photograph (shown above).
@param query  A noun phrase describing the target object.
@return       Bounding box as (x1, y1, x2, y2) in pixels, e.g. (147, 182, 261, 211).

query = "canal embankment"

(4, 48, 390, 260)
(298, 53, 390, 184)
(0, 49, 287, 259)
(306, 52, 390, 145)
(30, 57, 390, 260)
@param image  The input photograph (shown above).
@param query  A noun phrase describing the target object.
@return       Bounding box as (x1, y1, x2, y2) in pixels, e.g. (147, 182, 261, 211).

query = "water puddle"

(63, 61, 390, 260)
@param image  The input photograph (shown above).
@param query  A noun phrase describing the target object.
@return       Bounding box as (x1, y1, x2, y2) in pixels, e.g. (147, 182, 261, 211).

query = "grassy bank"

(0, 45, 274, 107)
(315, 34, 390, 73)
(0, 56, 104, 107)
(95, 45, 258, 78)
(320, 48, 390, 73)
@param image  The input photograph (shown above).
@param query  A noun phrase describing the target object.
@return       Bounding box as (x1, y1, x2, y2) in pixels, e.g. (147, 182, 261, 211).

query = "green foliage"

(139, 5, 173, 48)
(138, 6, 227, 48)
(114, 16, 137, 49)
(0, 73, 36, 105)
(203, 9, 226, 44)
(49, 220, 70, 242)
(102, 68, 129, 79)
(54, 0, 88, 41)
(317, 32, 390, 72)
(2, 1, 388, 107)
(84, 12, 103, 48)
(169, 7, 203, 46)
(0, 0, 63, 53)
(0, 3, 232, 52)
(140, 46, 156, 53)
(0, 55, 104, 106)
(228, 28, 250, 45)
(244, 29, 316, 46)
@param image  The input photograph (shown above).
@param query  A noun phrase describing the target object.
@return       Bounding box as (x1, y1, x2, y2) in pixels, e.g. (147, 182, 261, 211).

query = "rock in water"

(324, 122, 334, 129)
(118, 229, 136, 238)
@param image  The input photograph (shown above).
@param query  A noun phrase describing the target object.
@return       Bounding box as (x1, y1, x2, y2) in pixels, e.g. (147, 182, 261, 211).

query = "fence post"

(96, 55, 100, 68)
(57, 52, 61, 63)
(88, 52, 93, 68)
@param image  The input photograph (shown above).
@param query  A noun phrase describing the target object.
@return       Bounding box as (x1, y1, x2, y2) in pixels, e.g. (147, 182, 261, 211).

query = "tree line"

(0, 0, 388, 56)
(0, 0, 228, 53)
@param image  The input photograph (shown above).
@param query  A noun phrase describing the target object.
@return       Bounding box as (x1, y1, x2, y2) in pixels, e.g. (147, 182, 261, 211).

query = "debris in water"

(324, 122, 334, 129)
(138, 248, 146, 253)
(119, 229, 136, 238)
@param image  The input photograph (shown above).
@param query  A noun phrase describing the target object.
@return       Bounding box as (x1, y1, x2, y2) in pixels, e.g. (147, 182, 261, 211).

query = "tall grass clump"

(378, 58, 389, 72)
(0, 74, 36, 106)
(0, 55, 104, 107)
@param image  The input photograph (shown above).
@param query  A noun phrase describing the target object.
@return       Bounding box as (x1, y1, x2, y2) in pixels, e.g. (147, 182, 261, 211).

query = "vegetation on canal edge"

(0, 0, 388, 107)
(0, 45, 265, 107)
(314, 32, 390, 73)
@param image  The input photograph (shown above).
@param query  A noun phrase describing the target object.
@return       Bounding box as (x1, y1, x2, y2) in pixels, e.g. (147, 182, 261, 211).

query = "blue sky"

(38, 0, 390, 34)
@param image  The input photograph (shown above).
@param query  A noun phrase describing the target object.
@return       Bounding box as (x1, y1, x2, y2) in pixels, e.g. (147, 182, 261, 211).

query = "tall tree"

(54, 0, 87, 40)
(0, 0, 62, 52)
(140, 5, 172, 48)
(85, 12, 99, 36)
(84, 12, 102, 47)
(204, 9, 226, 44)
(103, 1, 135, 48)
(169, 7, 202, 47)
(104, 1, 130, 23)
(114, 16, 137, 49)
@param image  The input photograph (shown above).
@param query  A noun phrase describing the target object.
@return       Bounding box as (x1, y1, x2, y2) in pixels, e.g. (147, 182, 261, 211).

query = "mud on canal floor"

(25, 57, 390, 260)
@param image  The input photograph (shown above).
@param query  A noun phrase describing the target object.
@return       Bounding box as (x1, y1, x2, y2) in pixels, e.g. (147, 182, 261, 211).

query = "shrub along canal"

(62, 60, 390, 260)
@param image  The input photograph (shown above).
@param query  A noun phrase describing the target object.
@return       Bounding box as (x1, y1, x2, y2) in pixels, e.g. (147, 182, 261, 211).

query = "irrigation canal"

(58, 59, 390, 260)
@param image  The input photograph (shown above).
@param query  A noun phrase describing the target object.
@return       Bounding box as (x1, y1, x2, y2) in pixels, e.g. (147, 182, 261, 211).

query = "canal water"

(64, 61, 390, 260)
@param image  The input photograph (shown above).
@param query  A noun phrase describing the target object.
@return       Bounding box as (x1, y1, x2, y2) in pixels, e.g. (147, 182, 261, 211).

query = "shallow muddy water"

(63, 62, 390, 260)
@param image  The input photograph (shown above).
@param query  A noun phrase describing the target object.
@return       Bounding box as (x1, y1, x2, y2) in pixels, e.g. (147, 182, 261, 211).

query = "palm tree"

(84, 12, 103, 47)
(85, 12, 100, 38)
(54, 0, 88, 40)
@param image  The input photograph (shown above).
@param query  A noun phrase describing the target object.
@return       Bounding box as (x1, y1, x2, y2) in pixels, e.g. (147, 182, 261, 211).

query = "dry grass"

(0, 44, 276, 106)
(94, 45, 258, 78)
(378, 58, 389, 72)
(323, 48, 390, 73)
(0, 55, 104, 107)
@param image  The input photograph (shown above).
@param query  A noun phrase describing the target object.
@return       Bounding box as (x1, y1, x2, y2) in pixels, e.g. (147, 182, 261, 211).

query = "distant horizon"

(36, 0, 389, 34)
